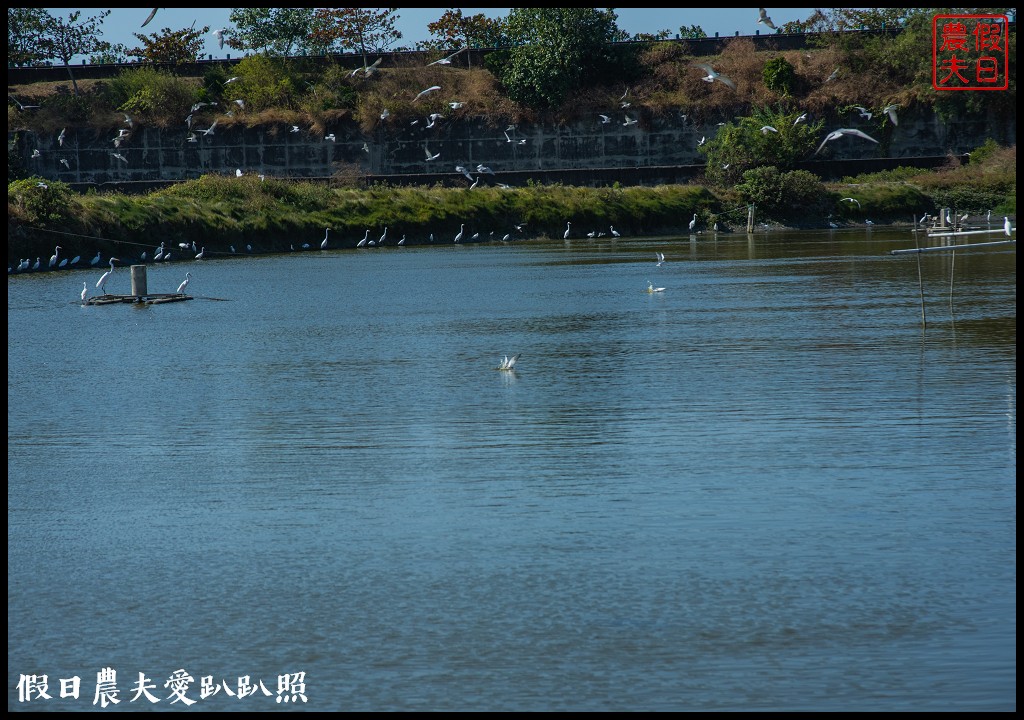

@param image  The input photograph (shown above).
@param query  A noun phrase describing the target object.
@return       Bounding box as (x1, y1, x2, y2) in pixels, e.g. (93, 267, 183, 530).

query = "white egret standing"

(195, 247, 205, 260)
(689, 214, 697, 233)
(454, 224, 464, 243)
(321, 228, 330, 250)
(177, 272, 192, 294)
(91, 251, 102, 266)
(49, 246, 61, 268)
(96, 258, 118, 294)
(610, 226, 621, 237)
(357, 230, 369, 247)
(1005, 217, 1012, 236)
(378, 227, 388, 245)
(563, 222, 571, 239)
(81, 282, 88, 301)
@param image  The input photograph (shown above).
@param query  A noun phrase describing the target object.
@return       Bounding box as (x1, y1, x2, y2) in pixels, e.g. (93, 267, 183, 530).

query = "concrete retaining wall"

(10, 108, 1013, 190)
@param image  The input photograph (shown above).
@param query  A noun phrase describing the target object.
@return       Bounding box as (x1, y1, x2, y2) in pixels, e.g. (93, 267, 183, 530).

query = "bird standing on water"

(177, 272, 192, 294)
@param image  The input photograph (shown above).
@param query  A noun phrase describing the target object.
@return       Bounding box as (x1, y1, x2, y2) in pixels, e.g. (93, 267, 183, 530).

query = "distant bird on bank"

(321, 228, 330, 249)
(757, 8, 777, 30)
(814, 128, 879, 156)
(689, 213, 698, 232)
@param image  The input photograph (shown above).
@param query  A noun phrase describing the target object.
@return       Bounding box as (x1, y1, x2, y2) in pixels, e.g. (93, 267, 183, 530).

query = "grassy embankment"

(8, 35, 1016, 263)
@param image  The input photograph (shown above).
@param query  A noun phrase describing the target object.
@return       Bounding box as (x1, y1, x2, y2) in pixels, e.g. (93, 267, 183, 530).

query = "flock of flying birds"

(18, 7, 904, 185)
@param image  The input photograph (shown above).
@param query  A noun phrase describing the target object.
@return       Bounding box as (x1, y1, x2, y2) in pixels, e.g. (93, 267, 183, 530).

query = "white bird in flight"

(793, 112, 808, 126)
(814, 128, 879, 156)
(840, 197, 861, 208)
(212, 28, 226, 48)
(58, 127, 66, 146)
(695, 63, 736, 90)
(414, 85, 441, 102)
(598, 114, 611, 124)
(112, 152, 128, 163)
(497, 354, 520, 371)
(758, 8, 777, 30)
(623, 115, 638, 126)
(655, 252, 665, 267)
(428, 48, 462, 66)
(761, 125, 779, 134)
(883, 104, 899, 126)
(424, 146, 440, 161)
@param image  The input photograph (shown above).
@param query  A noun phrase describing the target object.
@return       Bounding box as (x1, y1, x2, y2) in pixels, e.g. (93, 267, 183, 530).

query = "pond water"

(8, 229, 1016, 711)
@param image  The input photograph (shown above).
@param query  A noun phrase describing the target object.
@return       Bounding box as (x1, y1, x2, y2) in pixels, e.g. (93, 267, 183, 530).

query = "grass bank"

(7, 143, 1015, 267)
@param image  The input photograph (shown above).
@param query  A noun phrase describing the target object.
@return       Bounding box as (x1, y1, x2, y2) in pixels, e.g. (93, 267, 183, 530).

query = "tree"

(128, 25, 211, 65)
(227, 8, 316, 57)
(700, 107, 823, 186)
(8, 8, 50, 66)
(40, 10, 112, 95)
(309, 8, 402, 70)
(499, 8, 621, 109)
(678, 24, 708, 40)
(426, 9, 506, 68)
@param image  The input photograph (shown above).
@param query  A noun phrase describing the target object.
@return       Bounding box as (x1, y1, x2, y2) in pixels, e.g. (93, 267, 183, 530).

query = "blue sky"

(46, 8, 821, 61)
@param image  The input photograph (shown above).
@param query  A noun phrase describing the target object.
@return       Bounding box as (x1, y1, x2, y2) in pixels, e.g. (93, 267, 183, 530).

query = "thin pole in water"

(914, 234, 927, 328)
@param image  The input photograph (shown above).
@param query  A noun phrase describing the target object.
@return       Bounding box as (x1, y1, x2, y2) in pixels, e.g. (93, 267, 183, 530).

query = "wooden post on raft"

(130, 265, 148, 297)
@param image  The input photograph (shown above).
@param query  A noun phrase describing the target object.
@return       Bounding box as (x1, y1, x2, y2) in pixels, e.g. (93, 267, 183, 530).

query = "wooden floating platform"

(84, 293, 192, 305)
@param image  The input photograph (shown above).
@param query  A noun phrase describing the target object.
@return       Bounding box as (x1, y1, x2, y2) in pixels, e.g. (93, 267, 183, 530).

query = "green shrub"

(762, 56, 796, 95)
(736, 166, 828, 220)
(8, 177, 76, 225)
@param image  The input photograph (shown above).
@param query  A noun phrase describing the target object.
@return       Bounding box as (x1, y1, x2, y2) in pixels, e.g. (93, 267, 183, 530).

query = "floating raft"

(84, 293, 192, 305)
